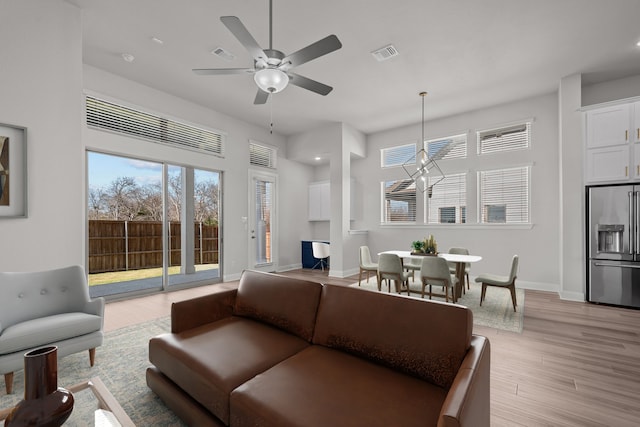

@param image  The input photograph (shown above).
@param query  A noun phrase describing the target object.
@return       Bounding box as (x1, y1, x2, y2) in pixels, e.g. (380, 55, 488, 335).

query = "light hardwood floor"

(104, 270, 640, 426)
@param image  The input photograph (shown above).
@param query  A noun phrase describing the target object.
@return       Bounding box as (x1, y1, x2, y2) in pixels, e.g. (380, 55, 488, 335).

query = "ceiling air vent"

(371, 44, 399, 61)
(211, 46, 235, 62)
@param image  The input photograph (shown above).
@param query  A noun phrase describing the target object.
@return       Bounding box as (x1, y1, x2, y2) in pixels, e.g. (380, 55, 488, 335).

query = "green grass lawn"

(88, 264, 218, 286)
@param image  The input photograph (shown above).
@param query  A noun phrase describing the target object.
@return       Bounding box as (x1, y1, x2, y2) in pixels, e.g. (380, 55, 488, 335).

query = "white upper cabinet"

(634, 103, 640, 143)
(635, 143, 640, 179)
(308, 181, 330, 221)
(584, 102, 640, 184)
(586, 104, 631, 148)
(586, 146, 631, 183)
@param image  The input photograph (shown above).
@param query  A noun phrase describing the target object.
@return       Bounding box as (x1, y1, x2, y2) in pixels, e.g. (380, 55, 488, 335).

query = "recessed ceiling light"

(315, 156, 321, 161)
(121, 53, 135, 63)
(151, 37, 164, 45)
(636, 40, 640, 47)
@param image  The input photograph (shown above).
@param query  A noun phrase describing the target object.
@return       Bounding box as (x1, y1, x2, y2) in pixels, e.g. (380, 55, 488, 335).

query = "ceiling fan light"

(254, 68, 289, 93)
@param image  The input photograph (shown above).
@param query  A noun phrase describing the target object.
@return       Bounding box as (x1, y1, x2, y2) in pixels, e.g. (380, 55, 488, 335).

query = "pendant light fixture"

(402, 91, 445, 197)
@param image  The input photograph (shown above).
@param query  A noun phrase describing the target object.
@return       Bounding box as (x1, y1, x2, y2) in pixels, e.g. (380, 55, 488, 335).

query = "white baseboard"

(328, 267, 360, 279)
(276, 263, 302, 272)
(469, 275, 559, 293)
(559, 290, 586, 302)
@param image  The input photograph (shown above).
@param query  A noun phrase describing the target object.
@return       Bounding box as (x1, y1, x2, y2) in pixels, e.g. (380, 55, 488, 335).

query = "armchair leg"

(89, 348, 96, 367)
(480, 283, 487, 306)
(5, 372, 13, 394)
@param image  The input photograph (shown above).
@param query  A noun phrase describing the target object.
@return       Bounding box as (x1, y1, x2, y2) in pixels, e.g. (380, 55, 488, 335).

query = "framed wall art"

(0, 122, 27, 218)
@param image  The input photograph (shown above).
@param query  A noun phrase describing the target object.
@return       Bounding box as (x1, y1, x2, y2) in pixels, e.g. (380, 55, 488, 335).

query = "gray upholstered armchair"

(0, 265, 104, 394)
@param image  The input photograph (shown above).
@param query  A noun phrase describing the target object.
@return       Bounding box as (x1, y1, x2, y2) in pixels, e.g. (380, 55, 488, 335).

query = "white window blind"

(381, 143, 416, 168)
(86, 96, 224, 156)
(478, 166, 530, 223)
(427, 173, 467, 224)
(426, 133, 467, 160)
(477, 122, 530, 155)
(249, 142, 277, 168)
(382, 179, 416, 223)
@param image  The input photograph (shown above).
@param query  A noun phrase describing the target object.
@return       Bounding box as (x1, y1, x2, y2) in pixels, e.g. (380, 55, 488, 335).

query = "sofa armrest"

(438, 335, 491, 427)
(171, 289, 238, 333)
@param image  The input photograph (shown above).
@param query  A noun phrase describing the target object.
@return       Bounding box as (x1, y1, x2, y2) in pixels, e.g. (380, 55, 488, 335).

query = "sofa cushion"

(313, 284, 473, 389)
(149, 316, 310, 425)
(230, 345, 448, 427)
(0, 312, 102, 355)
(233, 270, 322, 342)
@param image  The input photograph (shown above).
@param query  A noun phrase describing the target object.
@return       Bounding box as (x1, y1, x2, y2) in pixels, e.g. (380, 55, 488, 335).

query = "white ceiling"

(69, 0, 640, 136)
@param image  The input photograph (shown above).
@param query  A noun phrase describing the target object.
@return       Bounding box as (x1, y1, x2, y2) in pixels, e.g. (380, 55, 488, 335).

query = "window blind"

(478, 122, 530, 155)
(381, 143, 416, 168)
(478, 166, 530, 223)
(249, 142, 277, 168)
(86, 96, 224, 156)
(427, 172, 466, 224)
(426, 133, 467, 160)
(382, 179, 416, 223)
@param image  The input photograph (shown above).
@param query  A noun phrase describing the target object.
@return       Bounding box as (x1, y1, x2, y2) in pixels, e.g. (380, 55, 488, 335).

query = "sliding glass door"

(87, 151, 221, 298)
(167, 165, 221, 287)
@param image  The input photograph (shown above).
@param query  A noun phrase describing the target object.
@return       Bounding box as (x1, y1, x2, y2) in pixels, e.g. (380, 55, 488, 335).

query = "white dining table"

(379, 250, 482, 300)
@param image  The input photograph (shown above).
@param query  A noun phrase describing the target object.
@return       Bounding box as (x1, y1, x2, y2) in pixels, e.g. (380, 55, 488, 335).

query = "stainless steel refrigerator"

(587, 184, 640, 309)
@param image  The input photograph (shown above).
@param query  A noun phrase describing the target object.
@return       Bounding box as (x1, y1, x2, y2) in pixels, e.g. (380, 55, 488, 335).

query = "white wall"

(82, 66, 312, 279)
(354, 93, 561, 291)
(0, 0, 84, 271)
(582, 75, 640, 107)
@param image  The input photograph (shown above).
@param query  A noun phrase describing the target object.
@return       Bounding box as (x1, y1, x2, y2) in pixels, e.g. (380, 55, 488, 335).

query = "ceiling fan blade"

(254, 89, 270, 105)
(289, 73, 333, 96)
(220, 16, 268, 62)
(281, 35, 342, 68)
(193, 68, 255, 75)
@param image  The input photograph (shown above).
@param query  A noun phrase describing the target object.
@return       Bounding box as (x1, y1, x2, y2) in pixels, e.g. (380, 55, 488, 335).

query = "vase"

(4, 346, 74, 427)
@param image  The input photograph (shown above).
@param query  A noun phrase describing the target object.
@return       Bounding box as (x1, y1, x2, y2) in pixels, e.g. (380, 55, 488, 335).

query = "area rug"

(351, 278, 524, 333)
(0, 317, 184, 426)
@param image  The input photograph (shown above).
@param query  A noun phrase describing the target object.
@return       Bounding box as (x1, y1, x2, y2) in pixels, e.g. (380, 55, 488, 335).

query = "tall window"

(87, 152, 221, 298)
(477, 122, 531, 155)
(427, 173, 467, 224)
(426, 133, 467, 160)
(382, 179, 416, 223)
(381, 143, 416, 168)
(478, 166, 530, 224)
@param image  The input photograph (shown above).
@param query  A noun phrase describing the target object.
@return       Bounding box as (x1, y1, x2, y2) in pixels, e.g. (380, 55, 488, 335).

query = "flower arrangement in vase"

(411, 235, 438, 255)
(423, 234, 438, 255)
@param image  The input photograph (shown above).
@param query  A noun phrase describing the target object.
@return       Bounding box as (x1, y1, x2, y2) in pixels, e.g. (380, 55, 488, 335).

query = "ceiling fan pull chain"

(270, 94, 274, 134)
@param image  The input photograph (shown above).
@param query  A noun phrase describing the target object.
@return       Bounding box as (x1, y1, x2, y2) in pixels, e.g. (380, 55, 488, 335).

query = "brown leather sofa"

(146, 270, 490, 427)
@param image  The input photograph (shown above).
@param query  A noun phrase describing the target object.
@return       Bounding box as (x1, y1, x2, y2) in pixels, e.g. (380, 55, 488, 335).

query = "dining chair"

(403, 257, 421, 282)
(311, 242, 331, 271)
(475, 255, 519, 312)
(358, 246, 378, 286)
(448, 247, 471, 293)
(377, 253, 411, 294)
(419, 256, 458, 303)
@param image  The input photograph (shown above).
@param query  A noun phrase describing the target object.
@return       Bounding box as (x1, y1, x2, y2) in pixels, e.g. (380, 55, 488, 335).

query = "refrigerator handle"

(636, 191, 640, 255)
(630, 191, 634, 255)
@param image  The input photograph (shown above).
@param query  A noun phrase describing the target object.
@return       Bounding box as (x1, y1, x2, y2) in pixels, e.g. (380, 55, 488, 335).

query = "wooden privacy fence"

(88, 220, 219, 274)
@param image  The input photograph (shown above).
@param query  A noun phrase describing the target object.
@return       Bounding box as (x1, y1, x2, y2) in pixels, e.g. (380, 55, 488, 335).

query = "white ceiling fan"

(193, 0, 342, 105)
